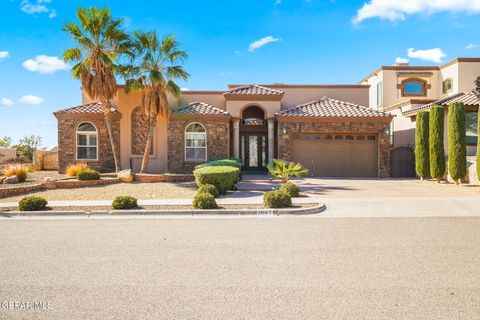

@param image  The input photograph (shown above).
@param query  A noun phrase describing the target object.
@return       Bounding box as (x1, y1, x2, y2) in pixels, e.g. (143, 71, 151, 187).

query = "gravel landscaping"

(0, 170, 65, 188)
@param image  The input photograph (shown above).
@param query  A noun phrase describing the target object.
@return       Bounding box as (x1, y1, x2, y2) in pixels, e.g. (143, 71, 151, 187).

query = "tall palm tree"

(62, 7, 130, 172)
(122, 31, 189, 173)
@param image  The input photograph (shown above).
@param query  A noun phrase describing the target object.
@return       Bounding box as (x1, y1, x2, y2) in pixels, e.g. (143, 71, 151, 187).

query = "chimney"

(395, 62, 410, 67)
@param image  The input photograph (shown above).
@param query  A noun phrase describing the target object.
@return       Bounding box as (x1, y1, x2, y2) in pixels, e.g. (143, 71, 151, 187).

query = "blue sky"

(1, 0, 480, 148)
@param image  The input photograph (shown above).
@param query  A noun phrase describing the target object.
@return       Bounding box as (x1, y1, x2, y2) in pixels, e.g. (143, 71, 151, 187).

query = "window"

(466, 113, 478, 146)
(442, 78, 453, 93)
(368, 135, 376, 141)
(185, 122, 207, 161)
(376, 82, 382, 107)
(399, 78, 428, 97)
(325, 135, 332, 140)
(346, 135, 354, 140)
(356, 135, 365, 140)
(76, 122, 97, 160)
(335, 135, 343, 140)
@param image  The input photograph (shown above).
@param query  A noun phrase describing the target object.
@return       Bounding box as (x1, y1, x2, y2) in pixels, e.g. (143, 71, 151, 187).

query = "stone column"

(233, 119, 240, 159)
(267, 119, 275, 163)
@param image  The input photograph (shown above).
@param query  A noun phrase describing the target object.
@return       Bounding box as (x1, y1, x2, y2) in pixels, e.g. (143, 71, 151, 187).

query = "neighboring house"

(358, 57, 480, 155)
(0, 147, 17, 164)
(54, 84, 393, 177)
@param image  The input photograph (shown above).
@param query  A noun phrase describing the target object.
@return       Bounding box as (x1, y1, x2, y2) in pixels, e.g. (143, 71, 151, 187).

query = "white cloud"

(19, 95, 44, 105)
(395, 57, 410, 64)
(248, 36, 281, 53)
(181, 88, 190, 91)
(21, 0, 56, 18)
(0, 51, 9, 59)
(1, 98, 14, 106)
(48, 9, 56, 18)
(407, 48, 447, 63)
(353, 0, 480, 24)
(466, 43, 477, 49)
(22, 55, 70, 74)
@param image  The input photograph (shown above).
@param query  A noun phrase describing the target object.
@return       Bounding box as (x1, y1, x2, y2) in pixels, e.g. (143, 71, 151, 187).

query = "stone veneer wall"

(168, 118, 230, 173)
(57, 117, 120, 173)
(277, 120, 391, 177)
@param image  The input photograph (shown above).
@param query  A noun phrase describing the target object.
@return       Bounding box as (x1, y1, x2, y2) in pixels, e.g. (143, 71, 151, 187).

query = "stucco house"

(54, 84, 393, 177)
(359, 57, 480, 156)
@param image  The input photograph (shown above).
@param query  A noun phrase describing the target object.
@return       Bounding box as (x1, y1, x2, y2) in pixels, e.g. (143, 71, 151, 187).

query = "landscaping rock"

(41, 177, 57, 189)
(3, 175, 19, 184)
(117, 169, 134, 183)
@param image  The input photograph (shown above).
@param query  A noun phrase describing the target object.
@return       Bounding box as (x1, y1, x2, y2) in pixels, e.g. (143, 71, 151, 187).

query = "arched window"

(399, 78, 429, 97)
(185, 122, 206, 161)
(76, 122, 97, 160)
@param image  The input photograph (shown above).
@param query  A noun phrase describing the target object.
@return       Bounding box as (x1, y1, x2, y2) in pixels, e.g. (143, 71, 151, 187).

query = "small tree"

(13, 135, 43, 160)
(0, 136, 12, 147)
(267, 159, 308, 183)
(447, 102, 467, 184)
(415, 111, 430, 179)
(429, 106, 446, 182)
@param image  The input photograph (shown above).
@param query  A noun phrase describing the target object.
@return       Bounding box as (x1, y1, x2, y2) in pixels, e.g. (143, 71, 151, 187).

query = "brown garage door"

(291, 134, 378, 177)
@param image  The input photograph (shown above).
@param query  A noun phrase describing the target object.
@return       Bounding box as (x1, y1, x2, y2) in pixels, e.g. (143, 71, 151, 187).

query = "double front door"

(240, 133, 267, 171)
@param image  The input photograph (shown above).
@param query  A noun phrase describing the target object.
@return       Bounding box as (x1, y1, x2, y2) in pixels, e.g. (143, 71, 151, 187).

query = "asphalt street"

(1, 216, 480, 319)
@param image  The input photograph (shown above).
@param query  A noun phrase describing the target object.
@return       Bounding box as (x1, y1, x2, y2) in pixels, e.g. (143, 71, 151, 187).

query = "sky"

(1, 0, 480, 148)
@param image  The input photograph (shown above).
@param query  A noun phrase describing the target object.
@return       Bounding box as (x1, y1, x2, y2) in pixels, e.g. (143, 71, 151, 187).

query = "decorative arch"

(241, 105, 266, 125)
(131, 106, 151, 155)
(185, 122, 207, 162)
(398, 77, 430, 97)
(76, 121, 98, 160)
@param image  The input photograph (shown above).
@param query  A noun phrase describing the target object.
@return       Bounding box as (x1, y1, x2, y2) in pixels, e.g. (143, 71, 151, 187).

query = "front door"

(240, 133, 267, 171)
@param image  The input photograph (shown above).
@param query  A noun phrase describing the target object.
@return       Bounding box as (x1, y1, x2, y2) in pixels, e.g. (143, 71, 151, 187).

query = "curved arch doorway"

(240, 106, 268, 172)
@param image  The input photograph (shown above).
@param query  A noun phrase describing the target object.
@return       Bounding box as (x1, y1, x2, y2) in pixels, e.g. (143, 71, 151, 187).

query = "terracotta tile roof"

(225, 84, 284, 96)
(171, 101, 229, 116)
(276, 97, 392, 118)
(54, 102, 118, 115)
(402, 92, 477, 116)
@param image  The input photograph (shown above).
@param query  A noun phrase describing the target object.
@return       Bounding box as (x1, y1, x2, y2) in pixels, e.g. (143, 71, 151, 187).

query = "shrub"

(415, 111, 430, 179)
(280, 181, 300, 197)
(192, 192, 218, 209)
(429, 106, 446, 182)
(448, 102, 467, 184)
(267, 159, 308, 183)
(112, 196, 138, 210)
(193, 166, 240, 194)
(18, 196, 48, 211)
(77, 168, 100, 180)
(3, 164, 28, 182)
(197, 183, 219, 198)
(195, 158, 242, 169)
(263, 190, 292, 208)
(66, 163, 88, 177)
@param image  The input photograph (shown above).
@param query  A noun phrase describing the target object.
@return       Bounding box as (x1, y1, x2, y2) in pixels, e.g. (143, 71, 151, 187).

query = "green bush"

(18, 196, 48, 211)
(112, 196, 138, 210)
(429, 106, 446, 182)
(279, 181, 300, 197)
(415, 111, 430, 179)
(192, 192, 218, 209)
(448, 102, 467, 184)
(197, 183, 219, 198)
(77, 168, 100, 181)
(195, 158, 242, 169)
(193, 165, 240, 195)
(263, 190, 292, 208)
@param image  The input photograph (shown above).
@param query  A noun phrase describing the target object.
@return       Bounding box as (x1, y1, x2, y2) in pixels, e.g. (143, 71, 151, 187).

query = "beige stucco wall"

(226, 100, 281, 118)
(458, 61, 480, 93)
(0, 148, 17, 163)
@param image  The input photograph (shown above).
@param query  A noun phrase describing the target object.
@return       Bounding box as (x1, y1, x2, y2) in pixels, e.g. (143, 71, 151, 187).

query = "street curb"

(0, 203, 325, 218)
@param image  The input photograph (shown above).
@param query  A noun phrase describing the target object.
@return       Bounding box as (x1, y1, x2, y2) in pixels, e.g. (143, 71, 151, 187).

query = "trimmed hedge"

(429, 106, 446, 182)
(192, 192, 218, 209)
(193, 165, 240, 195)
(280, 181, 300, 197)
(415, 111, 430, 179)
(18, 196, 48, 211)
(112, 196, 138, 210)
(77, 168, 100, 181)
(263, 190, 292, 208)
(197, 183, 219, 198)
(195, 158, 242, 169)
(448, 102, 467, 184)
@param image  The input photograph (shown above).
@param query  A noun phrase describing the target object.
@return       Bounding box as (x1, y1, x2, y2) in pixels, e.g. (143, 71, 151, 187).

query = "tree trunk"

(140, 124, 155, 173)
(105, 116, 120, 172)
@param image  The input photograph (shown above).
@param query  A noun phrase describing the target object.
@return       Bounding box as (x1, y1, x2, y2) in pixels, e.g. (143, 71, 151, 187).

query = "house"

(358, 57, 480, 156)
(54, 84, 393, 177)
(0, 147, 17, 164)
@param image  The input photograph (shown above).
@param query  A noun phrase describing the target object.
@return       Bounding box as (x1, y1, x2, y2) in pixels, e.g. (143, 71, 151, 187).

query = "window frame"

(76, 122, 98, 161)
(184, 122, 207, 162)
(376, 81, 383, 107)
(442, 78, 453, 94)
(398, 77, 429, 97)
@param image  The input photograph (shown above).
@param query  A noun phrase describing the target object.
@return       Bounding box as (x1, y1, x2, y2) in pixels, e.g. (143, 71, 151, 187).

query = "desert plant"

(66, 163, 89, 177)
(192, 192, 218, 209)
(263, 190, 292, 208)
(448, 102, 467, 184)
(429, 106, 446, 182)
(280, 181, 301, 197)
(112, 196, 138, 210)
(267, 159, 308, 183)
(77, 168, 100, 180)
(415, 111, 430, 179)
(193, 166, 240, 195)
(18, 196, 47, 211)
(3, 164, 28, 182)
(197, 183, 219, 198)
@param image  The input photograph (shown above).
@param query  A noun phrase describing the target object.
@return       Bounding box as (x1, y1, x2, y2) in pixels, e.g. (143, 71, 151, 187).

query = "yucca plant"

(267, 159, 308, 183)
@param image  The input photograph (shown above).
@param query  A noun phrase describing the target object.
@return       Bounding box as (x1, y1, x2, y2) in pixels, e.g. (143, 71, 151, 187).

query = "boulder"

(41, 177, 57, 189)
(3, 175, 19, 184)
(117, 169, 134, 183)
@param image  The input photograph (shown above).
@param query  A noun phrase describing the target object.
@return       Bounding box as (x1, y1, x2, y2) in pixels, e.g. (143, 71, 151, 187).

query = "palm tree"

(122, 31, 189, 173)
(62, 7, 130, 172)
(267, 159, 309, 183)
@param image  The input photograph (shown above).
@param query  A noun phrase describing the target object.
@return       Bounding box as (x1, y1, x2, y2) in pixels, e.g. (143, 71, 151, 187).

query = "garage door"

(291, 134, 378, 177)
